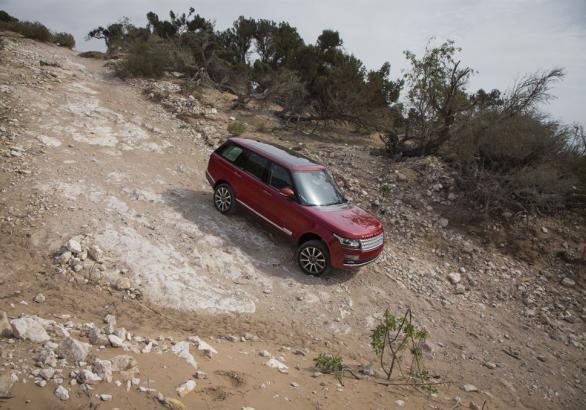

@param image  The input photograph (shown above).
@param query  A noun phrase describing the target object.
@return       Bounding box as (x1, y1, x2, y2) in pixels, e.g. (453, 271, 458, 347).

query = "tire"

(297, 239, 330, 276)
(213, 183, 236, 214)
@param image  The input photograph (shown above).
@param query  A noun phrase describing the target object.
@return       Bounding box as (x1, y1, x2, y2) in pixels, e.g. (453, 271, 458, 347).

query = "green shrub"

(0, 10, 18, 23)
(13, 21, 52, 42)
(227, 120, 247, 135)
(119, 36, 172, 78)
(53, 32, 75, 49)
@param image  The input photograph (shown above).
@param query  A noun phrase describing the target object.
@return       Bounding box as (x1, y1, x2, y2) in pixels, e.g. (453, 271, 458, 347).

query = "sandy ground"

(0, 33, 584, 410)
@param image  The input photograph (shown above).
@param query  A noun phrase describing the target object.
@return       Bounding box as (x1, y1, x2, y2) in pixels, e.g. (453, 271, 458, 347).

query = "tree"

(386, 40, 474, 156)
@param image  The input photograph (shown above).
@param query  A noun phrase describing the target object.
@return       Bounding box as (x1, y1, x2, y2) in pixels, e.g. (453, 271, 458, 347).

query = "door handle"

(233, 171, 242, 178)
(263, 190, 272, 196)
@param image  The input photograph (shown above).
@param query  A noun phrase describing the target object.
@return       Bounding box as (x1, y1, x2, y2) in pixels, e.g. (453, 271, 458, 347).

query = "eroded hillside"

(0, 32, 584, 410)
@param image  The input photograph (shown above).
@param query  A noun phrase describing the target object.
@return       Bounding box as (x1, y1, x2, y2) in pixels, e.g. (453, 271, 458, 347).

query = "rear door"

(234, 149, 271, 218)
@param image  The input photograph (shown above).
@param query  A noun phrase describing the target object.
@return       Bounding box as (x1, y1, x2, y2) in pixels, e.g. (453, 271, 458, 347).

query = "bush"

(227, 120, 246, 135)
(0, 11, 75, 48)
(53, 32, 75, 49)
(119, 36, 173, 78)
(2, 20, 52, 42)
(0, 10, 18, 23)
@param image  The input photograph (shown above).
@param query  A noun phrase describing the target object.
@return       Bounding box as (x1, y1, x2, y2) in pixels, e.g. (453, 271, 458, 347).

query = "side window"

(238, 151, 269, 180)
(218, 143, 243, 163)
(268, 163, 293, 190)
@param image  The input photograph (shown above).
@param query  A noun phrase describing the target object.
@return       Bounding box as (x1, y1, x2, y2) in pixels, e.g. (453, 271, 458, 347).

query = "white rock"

(99, 393, 112, 401)
(258, 350, 270, 357)
(33, 293, 46, 304)
(54, 385, 69, 400)
(561, 277, 575, 287)
(11, 317, 50, 343)
(66, 239, 82, 254)
(439, 218, 449, 227)
(114, 277, 131, 291)
(463, 384, 479, 392)
(88, 245, 104, 262)
(265, 358, 288, 373)
(448, 272, 461, 284)
(57, 337, 91, 362)
(93, 359, 113, 383)
(176, 380, 196, 397)
(171, 341, 198, 369)
(78, 369, 101, 385)
(141, 341, 154, 353)
(108, 334, 125, 348)
(190, 336, 218, 357)
(395, 400, 405, 407)
(35, 379, 47, 387)
(39, 368, 55, 380)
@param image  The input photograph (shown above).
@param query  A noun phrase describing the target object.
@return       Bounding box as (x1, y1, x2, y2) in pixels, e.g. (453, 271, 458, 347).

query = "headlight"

(333, 233, 361, 249)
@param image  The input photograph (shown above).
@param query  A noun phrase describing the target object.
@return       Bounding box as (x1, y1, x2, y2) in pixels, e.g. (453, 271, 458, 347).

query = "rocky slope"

(0, 31, 584, 409)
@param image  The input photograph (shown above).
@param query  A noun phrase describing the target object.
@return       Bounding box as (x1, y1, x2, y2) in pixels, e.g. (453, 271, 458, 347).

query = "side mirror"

(279, 187, 295, 199)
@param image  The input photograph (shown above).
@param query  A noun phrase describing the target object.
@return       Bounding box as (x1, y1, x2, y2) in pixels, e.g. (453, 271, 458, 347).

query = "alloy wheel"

(214, 186, 232, 212)
(299, 246, 326, 274)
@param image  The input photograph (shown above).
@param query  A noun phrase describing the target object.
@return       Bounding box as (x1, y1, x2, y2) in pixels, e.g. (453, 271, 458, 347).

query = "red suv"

(206, 137, 384, 275)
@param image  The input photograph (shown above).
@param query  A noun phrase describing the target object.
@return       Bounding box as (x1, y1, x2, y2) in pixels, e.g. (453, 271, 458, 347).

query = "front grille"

(360, 232, 384, 251)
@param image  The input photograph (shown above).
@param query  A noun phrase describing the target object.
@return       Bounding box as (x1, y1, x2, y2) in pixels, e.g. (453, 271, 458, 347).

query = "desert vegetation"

(88, 9, 585, 216)
(0, 11, 75, 48)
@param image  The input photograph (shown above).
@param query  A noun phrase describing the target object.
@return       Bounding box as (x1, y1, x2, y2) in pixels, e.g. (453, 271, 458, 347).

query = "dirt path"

(0, 33, 584, 409)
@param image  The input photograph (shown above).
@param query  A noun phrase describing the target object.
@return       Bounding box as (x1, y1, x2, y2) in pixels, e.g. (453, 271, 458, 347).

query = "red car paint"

(206, 137, 384, 270)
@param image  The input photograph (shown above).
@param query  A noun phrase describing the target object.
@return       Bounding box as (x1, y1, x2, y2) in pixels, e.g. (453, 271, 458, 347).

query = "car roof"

(229, 137, 324, 171)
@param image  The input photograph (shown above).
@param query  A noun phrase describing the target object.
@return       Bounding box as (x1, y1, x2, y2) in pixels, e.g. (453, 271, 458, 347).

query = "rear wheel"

(213, 183, 236, 214)
(297, 240, 329, 275)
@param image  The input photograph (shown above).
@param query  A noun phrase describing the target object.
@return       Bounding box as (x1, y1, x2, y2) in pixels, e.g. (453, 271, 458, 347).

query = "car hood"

(308, 202, 383, 239)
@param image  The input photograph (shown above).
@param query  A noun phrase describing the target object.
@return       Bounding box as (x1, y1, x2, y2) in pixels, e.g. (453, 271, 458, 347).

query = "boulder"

(11, 317, 50, 343)
(108, 334, 125, 348)
(110, 355, 138, 372)
(57, 337, 91, 362)
(54, 385, 69, 400)
(66, 239, 82, 254)
(93, 359, 113, 383)
(77, 369, 101, 385)
(88, 245, 104, 262)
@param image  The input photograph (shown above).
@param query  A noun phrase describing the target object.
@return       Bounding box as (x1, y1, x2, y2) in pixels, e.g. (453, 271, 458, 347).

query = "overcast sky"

(2, 0, 585, 125)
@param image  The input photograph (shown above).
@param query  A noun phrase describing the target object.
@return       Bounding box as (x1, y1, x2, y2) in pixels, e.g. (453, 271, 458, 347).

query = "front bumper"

(328, 235, 384, 269)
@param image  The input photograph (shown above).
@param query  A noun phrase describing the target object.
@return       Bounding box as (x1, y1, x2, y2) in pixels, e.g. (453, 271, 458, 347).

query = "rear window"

(238, 151, 269, 180)
(217, 143, 244, 163)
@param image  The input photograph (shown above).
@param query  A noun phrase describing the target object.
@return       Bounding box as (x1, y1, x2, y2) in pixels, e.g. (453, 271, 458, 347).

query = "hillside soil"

(0, 32, 584, 409)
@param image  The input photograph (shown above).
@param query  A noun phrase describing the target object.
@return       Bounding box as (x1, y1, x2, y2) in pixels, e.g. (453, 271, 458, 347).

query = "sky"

(2, 0, 585, 125)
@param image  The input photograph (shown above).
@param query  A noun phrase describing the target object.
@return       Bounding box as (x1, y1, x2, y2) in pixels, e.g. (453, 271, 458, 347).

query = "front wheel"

(213, 183, 236, 214)
(297, 240, 330, 275)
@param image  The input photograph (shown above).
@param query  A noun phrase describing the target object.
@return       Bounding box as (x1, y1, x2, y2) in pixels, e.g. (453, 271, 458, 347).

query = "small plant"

(371, 308, 435, 391)
(39, 60, 61, 68)
(381, 184, 391, 196)
(255, 121, 268, 133)
(313, 353, 344, 373)
(313, 353, 359, 385)
(227, 120, 247, 135)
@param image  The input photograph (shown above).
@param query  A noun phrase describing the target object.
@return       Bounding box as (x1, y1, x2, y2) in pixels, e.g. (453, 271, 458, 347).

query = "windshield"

(292, 170, 346, 206)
